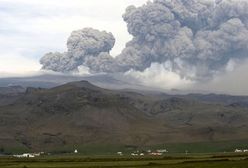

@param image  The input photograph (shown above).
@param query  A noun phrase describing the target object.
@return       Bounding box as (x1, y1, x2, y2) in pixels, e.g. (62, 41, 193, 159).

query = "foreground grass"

(1, 153, 248, 168)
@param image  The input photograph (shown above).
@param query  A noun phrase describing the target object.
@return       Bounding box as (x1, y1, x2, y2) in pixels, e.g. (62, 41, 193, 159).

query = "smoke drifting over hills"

(40, 0, 248, 81)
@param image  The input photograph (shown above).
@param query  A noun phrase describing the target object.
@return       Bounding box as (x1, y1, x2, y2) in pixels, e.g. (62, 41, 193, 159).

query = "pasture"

(1, 153, 248, 168)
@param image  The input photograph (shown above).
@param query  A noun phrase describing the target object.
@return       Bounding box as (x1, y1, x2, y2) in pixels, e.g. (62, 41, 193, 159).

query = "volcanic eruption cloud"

(40, 0, 248, 82)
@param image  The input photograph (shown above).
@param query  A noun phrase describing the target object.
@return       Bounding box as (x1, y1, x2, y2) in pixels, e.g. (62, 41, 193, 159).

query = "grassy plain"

(1, 153, 248, 168)
(1, 140, 248, 167)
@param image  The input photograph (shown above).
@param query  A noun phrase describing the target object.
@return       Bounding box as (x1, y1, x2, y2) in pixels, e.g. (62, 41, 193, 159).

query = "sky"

(1, 0, 248, 95)
(0, 0, 147, 74)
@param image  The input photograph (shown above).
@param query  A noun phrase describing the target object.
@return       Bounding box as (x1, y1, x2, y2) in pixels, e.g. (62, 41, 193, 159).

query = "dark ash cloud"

(40, 28, 115, 73)
(40, 0, 248, 81)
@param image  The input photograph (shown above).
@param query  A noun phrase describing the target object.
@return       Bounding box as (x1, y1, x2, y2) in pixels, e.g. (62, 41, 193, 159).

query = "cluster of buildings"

(10, 147, 248, 158)
(13, 152, 44, 158)
(130, 152, 145, 156)
(13, 149, 79, 158)
(234, 149, 248, 153)
(148, 149, 168, 156)
(117, 149, 168, 156)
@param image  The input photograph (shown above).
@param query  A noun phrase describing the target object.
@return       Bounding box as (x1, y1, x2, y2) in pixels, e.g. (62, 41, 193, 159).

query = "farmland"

(1, 153, 248, 168)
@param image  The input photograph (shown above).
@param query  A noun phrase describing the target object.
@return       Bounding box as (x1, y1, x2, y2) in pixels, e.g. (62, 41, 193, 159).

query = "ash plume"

(40, 28, 115, 73)
(40, 0, 248, 81)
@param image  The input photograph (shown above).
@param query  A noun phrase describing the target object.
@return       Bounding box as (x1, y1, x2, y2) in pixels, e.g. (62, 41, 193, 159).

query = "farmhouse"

(149, 152, 162, 156)
(13, 152, 44, 158)
(156, 149, 168, 153)
(14, 153, 35, 158)
(131, 153, 139, 156)
(117, 152, 123, 156)
(235, 149, 248, 153)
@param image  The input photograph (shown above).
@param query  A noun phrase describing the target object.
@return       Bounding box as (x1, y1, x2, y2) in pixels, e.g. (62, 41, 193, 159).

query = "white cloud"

(1, 0, 248, 96)
(0, 52, 41, 74)
(124, 60, 248, 95)
(0, 0, 147, 74)
(195, 59, 248, 95)
(125, 63, 194, 89)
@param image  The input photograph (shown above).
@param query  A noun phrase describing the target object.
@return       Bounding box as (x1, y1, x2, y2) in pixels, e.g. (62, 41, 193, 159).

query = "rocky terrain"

(0, 80, 248, 151)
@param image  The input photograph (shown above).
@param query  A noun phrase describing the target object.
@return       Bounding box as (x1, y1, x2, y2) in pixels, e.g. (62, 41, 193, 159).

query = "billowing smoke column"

(40, 0, 248, 81)
(40, 28, 115, 72)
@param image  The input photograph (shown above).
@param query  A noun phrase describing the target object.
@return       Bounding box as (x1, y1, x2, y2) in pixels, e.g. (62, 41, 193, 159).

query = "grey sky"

(0, 0, 147, 73)
(0, 0, 248, 95)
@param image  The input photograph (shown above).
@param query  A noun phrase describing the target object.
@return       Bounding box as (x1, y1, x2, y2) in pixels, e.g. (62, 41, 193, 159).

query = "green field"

(1, 140, 248, 167)
(3, 139, 248, 155)
(1, 153, 248, 168)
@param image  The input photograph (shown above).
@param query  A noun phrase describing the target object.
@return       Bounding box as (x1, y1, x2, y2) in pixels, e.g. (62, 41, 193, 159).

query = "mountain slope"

(0, 81, 248, 151)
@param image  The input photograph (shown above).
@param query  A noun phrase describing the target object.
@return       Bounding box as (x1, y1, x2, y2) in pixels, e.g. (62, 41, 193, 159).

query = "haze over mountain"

(1, 0, 248, 95)
(40, 0, 248, 80)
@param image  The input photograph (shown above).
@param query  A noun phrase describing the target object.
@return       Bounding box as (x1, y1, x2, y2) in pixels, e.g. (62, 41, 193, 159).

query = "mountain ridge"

(0, 80, 248, 152)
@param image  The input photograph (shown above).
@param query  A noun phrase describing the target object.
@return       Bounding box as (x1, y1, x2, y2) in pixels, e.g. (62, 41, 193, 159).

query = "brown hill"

(0, 81, 247, 151)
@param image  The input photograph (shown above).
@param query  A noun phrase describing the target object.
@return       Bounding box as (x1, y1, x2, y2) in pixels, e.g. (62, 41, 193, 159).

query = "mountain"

(0, 85, 25, 106)
(0, 81, 248, 152)
(0, 73, 147, 90)
(0, 85, 25, 95)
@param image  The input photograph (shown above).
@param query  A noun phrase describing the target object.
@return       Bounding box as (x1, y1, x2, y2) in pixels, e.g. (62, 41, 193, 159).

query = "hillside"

(0, 86, 25, 106)
(0, 81, 248, 152)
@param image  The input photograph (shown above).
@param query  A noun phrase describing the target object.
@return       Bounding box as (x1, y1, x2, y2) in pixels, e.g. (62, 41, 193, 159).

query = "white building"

(235, 149, 248, 153)
(149, 152, 162, 156)
(14, 153, 35, 158)
(117, 152, 123, 156)
(235, 149, 243, 153)
(157, 149, 168, 153)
